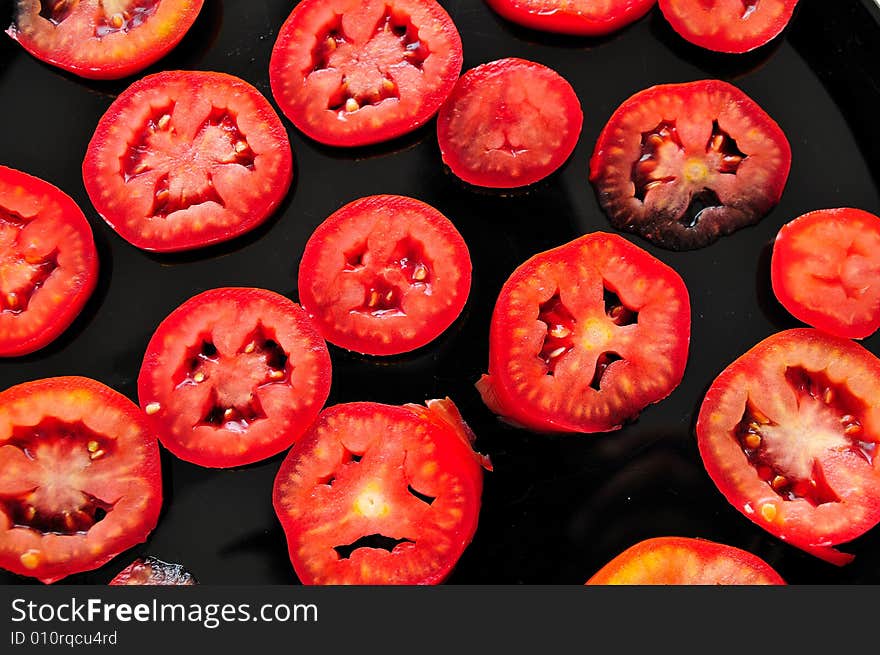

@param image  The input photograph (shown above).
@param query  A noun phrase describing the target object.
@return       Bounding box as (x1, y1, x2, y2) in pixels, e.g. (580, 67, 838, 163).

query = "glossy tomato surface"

(486, 0, 656, 36)
(771, 208, 880, 340)
(138, 288, 331, 469)
(586, 537, 785, 585)
(270, 0, 463, 147)
(273, 399, 489, 584)
(697, 329, 880, 566)
(7, 0, 204, 79)
(0, 377, 162, 584)
(298, 195, 471, 356)
(590, 79, 791, 250)
(0, 166, 98, 357)
(109, 556, 196, 585)
(478, 232, 690, 434)
(83, 70, 292, 252)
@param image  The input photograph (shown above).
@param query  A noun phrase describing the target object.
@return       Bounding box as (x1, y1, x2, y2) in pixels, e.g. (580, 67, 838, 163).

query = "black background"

(1, 0, 879, 586)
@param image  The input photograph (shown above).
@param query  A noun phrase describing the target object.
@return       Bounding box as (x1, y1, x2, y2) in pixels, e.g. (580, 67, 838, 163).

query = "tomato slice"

(0, 377, 162, 584)
(659, 0, 799, 54)
(696, 329, 880, 566)
(485, 0, 656, 36)
(138, 288, 332, 469)
(0, 166, 98, 358)
(298, 195, 471, 356)
(269, 0, 463, 147)
(586, 537, 786, 585)
(109, 556, 196, 585)
(83, 70, 293, 252)
(6, 0, 204, 80)
(590, 79, 791, 250)
(437, 58, 583, 189)
(273, 399, 490, 585)
(477, 232, 690, 434)
(771, 208, 880, 340)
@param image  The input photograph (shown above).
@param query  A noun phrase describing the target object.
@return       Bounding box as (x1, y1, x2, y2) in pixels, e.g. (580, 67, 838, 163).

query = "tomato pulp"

(109, 556, 196, 585)
(485, 0, 656, 36)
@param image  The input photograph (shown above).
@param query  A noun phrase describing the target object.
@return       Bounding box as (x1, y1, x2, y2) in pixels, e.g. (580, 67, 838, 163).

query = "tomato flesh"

(477, 232, 690, 434)
(109, 556, 196, 585)
(0, 377, 162, 584)
(771, 208, 880, 340)
(659, 0, 799, 54)
(696, 329, 880, 565)
(298, 195, 471, 356)
(273, 399, 488, 585)
(485, 0, 656, 36)
(590, 80, 791, 250)
(437, 58, 583, 189)
(0, 166, 98, 357)
(586, 537, 786, 585)
(7, 0, 204, 79)
(270, 0, 463, 147)
(83, 70, 293, 252)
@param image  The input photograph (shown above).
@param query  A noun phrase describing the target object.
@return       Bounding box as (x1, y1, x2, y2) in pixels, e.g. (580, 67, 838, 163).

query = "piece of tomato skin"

(771, 208, 880, 341)
(485, 0, 656, 36)
(0, 166, 99, 358)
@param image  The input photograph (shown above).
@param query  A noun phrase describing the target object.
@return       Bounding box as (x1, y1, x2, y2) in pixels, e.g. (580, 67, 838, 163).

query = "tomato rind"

(485, 0, 656, 36)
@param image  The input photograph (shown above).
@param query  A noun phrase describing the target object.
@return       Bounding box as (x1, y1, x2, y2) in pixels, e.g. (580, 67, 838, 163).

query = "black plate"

(2, 0, 880, 585)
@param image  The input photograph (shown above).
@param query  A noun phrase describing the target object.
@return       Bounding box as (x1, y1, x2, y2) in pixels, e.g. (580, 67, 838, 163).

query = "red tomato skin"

(771, 208, 880, 340)
(0, 166, 98, 357)
(485, 0, 656, 36)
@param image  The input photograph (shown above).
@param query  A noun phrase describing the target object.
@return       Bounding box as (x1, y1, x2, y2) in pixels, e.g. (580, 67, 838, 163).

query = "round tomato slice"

(0, 377, 162, 584)
(590, 79, 791, 250)
(696, 329, 880, 566)
(269, 0, 463, 147)
(298, 195, 471, 356)
(771, 208, 880, 340)
(485, 0, 656, 36)
(83, 70, 293, 252)
(437, 58, 583, 189)
(659, 0, 799, 54)
(477, 232, 690, 434)
(586, 537, 786, 585)
(0, 166, 98, 358)
(6, 0, 204, 80)
(109, 556, 196, 585)
(138, 288, 332, 469)
(273, 399, 490, 585)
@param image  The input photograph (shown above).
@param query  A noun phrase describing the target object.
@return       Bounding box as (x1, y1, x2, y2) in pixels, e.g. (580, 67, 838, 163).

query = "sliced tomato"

(590, 79, 791, 250)
(0, 377, 162, 584)
(83, 70, 293, 252)
(273, 398, 490, 585)
(659, 0, 799, 54)
(298, 195, 471, 356)
(771, 208, 880, 340)
(109, 556, 196, 585)
(696, 329, 880, 566)
(0, 166, 98, 358)
(485, 0, 656, 36)
(138, 288, 332, 469)
(477, 232, 690, 434)
(269, 0, 463, 147)
(586, 537, 786, 585)
(6, 0, 204, 80)
(437, 58, 583, 189)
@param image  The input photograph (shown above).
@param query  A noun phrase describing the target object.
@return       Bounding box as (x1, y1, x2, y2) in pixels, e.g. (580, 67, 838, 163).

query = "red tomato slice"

(586, 537, 786, 585)
(6, 0, 204, 80)
(590, 79, 791, 250)
(485, 0, 656, 36)
(269, 0, 463, 147)
(109, 556, 196, 585)
(83, 70, 293, 252)
(273, 398, 490, 585)
(771, 208, 880, 340)
(0, 377, 162, 584)
(0, 166, 98, 357)
(298, 195, 472, 356)
(659, 0, 799, 54)
(696, 329, 880, 566)
(477, 232, 690, 434)
(138, 288, 332, 469)
(437, 58, 583, 189)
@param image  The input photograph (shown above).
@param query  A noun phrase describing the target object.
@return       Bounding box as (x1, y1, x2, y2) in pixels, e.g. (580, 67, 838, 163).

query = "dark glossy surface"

(1, 0, 879, 585)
